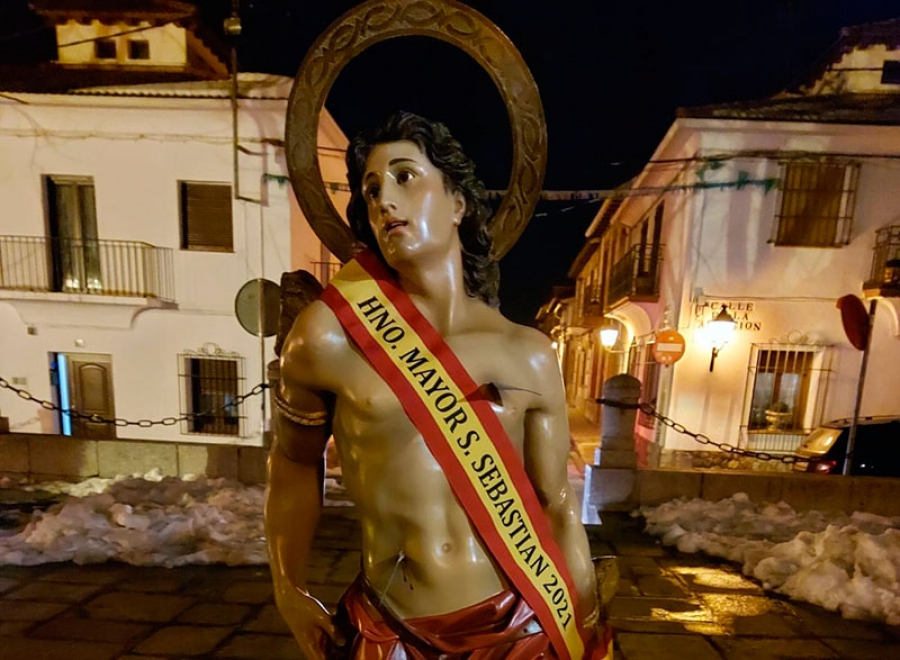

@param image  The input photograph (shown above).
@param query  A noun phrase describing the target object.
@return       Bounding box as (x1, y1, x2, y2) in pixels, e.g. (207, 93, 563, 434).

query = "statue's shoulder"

(494, 311, 560, 375)
(479, 306, 555, 360)
(280, 300, 348, 389)
(285, 299, 342, 344)
(488, 308, 551, 348)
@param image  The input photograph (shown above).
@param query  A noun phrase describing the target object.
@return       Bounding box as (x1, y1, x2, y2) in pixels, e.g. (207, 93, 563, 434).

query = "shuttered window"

(180, 182, 233, 252)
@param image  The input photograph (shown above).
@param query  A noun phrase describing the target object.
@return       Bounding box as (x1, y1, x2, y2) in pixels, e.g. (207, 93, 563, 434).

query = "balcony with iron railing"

(0, 236, 175, 301)
(863, 225, 900, 298)
(605, 244, 663, 310)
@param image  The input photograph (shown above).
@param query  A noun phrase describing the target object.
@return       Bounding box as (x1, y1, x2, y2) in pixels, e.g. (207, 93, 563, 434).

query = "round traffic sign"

(652, 329, 686, 365)
(837, 294, 869, 351)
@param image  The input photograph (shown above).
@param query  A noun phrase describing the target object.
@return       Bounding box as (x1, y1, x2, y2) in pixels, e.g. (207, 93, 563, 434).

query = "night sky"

(4, 1, 899, 322)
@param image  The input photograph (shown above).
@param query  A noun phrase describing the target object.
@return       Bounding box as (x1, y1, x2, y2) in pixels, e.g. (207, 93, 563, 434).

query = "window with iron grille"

(741, 343, 832, 453)
(179, 354, 244, 436)
(179, 182, 234, 252)
(772, 160, 858, 247)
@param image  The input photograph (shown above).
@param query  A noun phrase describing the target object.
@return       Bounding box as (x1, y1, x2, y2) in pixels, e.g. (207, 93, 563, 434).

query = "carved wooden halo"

(285, 0, 547, 263)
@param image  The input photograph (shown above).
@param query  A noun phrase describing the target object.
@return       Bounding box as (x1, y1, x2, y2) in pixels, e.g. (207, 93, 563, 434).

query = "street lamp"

(599, 324, 619, 349)
(707, 305, 736, 372)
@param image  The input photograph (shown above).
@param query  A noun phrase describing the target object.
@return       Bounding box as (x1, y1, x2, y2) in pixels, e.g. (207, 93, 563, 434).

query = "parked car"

(792, 417, 900, 476)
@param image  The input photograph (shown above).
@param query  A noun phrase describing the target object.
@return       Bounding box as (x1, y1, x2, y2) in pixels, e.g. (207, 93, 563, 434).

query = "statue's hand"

(275, 585, 343, 659)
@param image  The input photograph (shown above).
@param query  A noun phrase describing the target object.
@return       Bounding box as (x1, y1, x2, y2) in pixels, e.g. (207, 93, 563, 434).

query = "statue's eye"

(365, 184, 380, 200)
(396, 169, 414, 184)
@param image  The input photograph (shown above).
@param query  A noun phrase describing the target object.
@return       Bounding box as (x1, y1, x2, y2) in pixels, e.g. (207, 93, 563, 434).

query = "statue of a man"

(267, 111, 606, 659)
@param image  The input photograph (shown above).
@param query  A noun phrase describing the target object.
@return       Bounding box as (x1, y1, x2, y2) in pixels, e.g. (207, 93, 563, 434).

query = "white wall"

(655, 121, 900, 450)
(0, 89, 346, 445)
(56, 21, 188, 67)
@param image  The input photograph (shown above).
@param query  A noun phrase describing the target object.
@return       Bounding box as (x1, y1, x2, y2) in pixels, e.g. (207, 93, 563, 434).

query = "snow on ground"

(0, 471, 353, 568)
(4, 473, 900, 626)
(1, 472, 268, 567)
(640, 493, 900, 626)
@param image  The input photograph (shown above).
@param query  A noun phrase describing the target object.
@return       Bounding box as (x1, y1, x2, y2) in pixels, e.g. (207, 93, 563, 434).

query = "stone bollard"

(582, 375, 641, 524)
(596, 375, 640, 468)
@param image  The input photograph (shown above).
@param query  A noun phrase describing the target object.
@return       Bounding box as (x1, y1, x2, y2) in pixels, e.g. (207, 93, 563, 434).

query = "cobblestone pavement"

(2, 508, 899, 659)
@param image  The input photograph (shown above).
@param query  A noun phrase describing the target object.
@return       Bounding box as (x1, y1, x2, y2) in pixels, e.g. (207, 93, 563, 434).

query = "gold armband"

(582, 603, 601, 630)
(273, 388, 328, 427)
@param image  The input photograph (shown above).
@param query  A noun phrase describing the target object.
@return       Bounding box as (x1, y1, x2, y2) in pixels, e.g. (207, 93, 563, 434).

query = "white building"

(559, 19, 900, 466)
(0, 2, 347, 452)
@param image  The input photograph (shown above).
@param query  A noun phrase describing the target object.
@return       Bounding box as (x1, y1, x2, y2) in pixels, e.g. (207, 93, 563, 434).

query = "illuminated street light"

(599, 324, 619, 349)
(707, 305, 736, 372)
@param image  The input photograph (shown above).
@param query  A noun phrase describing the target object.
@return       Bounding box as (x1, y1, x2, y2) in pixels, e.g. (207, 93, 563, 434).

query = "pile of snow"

(1, 473, 267, 567)
(640, 493, 900, 625)
(1, 469, 357, 568)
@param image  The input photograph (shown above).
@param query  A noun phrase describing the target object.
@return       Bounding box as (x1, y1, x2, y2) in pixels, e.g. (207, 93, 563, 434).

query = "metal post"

(843, 299, 877, 476)
(258, 209, 267, 442)
(225, 6, 267, 442)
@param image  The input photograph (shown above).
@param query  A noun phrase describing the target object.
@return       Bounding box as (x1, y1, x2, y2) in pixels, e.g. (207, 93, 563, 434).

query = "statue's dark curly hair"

(345, 111, 499, 306)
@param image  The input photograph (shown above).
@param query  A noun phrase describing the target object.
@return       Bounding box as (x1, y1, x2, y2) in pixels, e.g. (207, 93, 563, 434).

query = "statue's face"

(362, 140, 465, 267)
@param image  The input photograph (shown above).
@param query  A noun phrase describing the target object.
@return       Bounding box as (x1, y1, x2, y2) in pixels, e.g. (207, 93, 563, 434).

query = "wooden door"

(67, 353, 116, 439)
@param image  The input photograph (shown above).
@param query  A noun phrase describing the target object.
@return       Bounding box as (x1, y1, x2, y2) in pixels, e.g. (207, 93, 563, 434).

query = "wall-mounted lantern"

(707, 305, 736, 372)
(599, 324, 620, 349)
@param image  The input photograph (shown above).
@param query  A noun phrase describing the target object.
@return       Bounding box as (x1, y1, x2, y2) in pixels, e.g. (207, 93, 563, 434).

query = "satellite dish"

(235, 279, 280, 337)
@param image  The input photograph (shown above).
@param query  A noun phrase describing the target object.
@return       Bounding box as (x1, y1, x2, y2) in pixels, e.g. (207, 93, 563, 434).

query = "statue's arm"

(521, 332, 598, 621)
(265, 301, 341, 658)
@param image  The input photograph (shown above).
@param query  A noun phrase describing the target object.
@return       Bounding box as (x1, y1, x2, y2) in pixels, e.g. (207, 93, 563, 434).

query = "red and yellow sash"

(321, 250, 586, 660)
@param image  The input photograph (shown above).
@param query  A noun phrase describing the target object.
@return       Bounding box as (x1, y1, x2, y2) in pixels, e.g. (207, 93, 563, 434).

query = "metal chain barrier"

(597, 397, 800, 465)
(0, 376, 269, 428)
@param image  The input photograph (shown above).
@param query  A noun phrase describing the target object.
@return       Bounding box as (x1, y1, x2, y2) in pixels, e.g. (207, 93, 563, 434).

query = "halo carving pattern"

(286, 0, 547, 263)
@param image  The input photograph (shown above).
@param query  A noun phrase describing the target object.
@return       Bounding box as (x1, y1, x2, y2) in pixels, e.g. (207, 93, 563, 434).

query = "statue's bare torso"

(293, 296, 555, 618)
